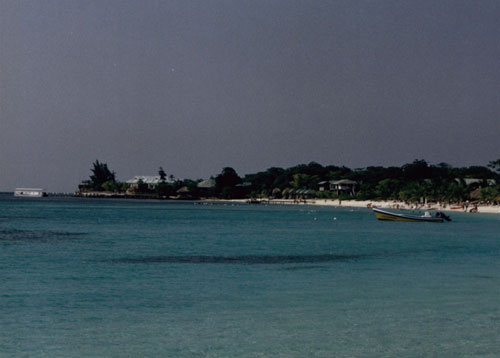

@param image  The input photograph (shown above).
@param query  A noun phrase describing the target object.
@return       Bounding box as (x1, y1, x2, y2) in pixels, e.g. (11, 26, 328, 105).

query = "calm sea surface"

(1, 194, 499, 357)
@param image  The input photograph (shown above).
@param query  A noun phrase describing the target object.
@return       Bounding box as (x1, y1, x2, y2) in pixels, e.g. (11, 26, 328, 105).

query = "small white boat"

(372, 208, 451, 222)
(14, 188, 47, 198)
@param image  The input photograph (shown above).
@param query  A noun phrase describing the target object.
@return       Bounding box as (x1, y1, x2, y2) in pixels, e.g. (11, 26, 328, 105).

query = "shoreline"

(57, 192, 500, 214)
(228, 198, 500, 214)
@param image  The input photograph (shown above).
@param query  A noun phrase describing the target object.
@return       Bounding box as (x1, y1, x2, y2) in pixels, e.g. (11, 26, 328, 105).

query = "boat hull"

(372, 208, 444, 222)
(14, 188, 46, 197)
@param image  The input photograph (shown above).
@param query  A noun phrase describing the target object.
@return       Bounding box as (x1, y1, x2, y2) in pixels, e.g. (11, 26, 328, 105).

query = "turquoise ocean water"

(1, 194, 499, 357)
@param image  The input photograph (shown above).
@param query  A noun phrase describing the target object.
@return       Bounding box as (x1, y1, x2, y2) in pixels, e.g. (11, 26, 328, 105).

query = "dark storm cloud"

(1, 0, 499, 191)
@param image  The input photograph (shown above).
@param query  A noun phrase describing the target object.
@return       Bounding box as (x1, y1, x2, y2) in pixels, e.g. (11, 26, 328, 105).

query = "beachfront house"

(331, 179, 357, 195)
(197, 178, 216, 189)
(126, 175, 174, 190)
(197, 178, 216, 197)
(318, 181, 329, 192)
(318, 179, 357, 196)
(454, 178, 496, 187)
(176, 186, 192, 199)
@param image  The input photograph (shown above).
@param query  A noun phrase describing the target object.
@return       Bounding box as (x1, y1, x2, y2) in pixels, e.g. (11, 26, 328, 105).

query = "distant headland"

(75, 159, 500, 210)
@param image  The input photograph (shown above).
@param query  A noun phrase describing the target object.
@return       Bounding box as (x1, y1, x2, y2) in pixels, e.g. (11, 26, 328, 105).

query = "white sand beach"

(316, 199, 500, 214)
(236, 199, 500, 214)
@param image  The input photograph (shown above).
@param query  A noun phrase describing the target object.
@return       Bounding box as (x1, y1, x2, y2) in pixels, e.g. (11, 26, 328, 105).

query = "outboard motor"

(436, 211, 452, 221)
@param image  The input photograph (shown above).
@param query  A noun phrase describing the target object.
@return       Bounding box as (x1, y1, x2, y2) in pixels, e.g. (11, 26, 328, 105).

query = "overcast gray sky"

(1, 0, 499, 192)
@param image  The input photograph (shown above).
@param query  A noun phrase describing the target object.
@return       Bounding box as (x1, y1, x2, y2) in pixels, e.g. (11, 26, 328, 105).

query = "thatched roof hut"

(282, 187, 291, 198)
(469, 187, 482, 200)
(271, 187, 282, 198)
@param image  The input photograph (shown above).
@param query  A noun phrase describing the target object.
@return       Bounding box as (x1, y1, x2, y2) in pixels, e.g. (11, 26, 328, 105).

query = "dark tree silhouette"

(488, 159, 500, 175)
(89, 160, 116, 190)
(215, 167, 242, 198)
(158, 167, 167, 182)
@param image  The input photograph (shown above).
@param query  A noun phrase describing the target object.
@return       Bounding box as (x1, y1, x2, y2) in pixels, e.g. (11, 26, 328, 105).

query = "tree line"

(78, 159, 500, 203)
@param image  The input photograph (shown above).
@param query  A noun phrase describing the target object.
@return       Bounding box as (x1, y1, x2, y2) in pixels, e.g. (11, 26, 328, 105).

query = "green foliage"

(101, 180, 123, 192)
(454, 165, 497, 179)
(326, 166, 352, 181)
(290, 173, 318, 190)
(398, 182, 422, 202)
(238, 160, 496, 202)
(338, 193, 353, 200)
(156, 182, 171, 197)
(79, 159, 499, 202)
(355, 183, 376, 200)
(315, 191, 336, 199)
(480, 185, 500, 201)
(220, 187, 233, 199)
(216, 167, 241, 188)
(375, 179, 401, 199)
(402, 160, 431, 181)
(244, 167, 285, 193)
(135, 179, 149, 193)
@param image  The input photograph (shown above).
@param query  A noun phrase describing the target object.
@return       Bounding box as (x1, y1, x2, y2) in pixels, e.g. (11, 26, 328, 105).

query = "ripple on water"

(109, 254, 366, 265)
(0, 229, 86, 243)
